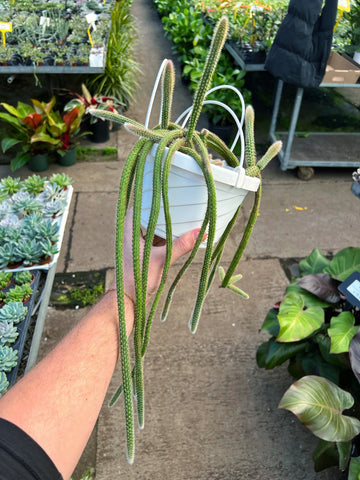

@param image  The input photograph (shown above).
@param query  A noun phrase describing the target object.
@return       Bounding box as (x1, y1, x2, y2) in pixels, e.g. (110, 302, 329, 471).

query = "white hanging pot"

(141, 143, 260, 246)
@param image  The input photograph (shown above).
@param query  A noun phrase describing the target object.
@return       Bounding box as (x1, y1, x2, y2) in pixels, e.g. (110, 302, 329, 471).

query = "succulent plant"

(40, 237, 59, 260)
(0, 371, 9, 397)
(49, 173, 73, 189)
(0, 272, 12, 290)
(0, 292, 6, 303)
(23, 174, 46, 195)
(0, 214, 20, 230)
(0, 177, 22, 196)
(41, 199, 66, 217)
(13, 238, 43, 266)
(33, 218, 60, 244)
(0, 243, 19, 269)
(0, 200, 14, 218)
(12, 194, 42, 216)
(38, 183, 64, 202)
(0, 302, 28, 324)
(0, 320, 18, 347)
(4, 284, 33, 304)
(0, 345, 18, 372)
(21, 211, 43, 230)
(14, 270, 33, 286)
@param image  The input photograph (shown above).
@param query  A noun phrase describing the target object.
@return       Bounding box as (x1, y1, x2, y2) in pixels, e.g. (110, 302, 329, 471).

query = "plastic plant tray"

(5, 269, 41, 387)
(4, 185, 73, 273)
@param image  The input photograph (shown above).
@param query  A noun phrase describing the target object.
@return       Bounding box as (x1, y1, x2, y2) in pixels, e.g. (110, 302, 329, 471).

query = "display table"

(268, 79, 360, 177)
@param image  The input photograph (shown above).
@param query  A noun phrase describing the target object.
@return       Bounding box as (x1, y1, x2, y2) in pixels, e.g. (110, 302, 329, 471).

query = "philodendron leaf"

(256, 337, 307, 369)
(328, 312, 358, 354)
(325, 247, 360, 282)
(349, 329, 360, 384)
(337, 441, 352, 472)
(297, 273, 342, 303)
(299, 249, 331, 276)
(277, 293, 324, 342)
(285, 283, 330, 308)
(312, 439, 339, 472)
(279, 375, 360, 442)
(260, 308, 280, 337)
(349, 456, 360, 480)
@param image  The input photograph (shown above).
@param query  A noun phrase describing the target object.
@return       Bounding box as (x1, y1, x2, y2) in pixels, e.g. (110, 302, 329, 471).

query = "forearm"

(0, 290, 133, 480)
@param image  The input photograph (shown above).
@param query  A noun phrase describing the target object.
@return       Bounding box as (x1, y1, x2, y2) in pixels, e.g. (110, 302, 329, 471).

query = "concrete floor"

(1, 0, 360, 478)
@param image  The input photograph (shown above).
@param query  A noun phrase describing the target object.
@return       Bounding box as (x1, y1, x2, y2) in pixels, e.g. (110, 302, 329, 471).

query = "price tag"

(339, 271, 360, 309)
(0, 22, 12, 46)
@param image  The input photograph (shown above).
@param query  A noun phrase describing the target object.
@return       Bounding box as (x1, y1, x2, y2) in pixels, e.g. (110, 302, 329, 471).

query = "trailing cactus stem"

(160, 60, 175, 129)
(219, 266, 248, 298)
(189, 133, 217, 334)
(124, 124, 171, 143)
(90, 108, 144, 129)
(141, 137, 186, 357)
(115, 139, 148, 464)
(132, 141, 153, 429)
(186, 17, 228, 141)
(201, 129, 239, 168)
(221, 183, 262, 288)
(257, 140, 282, 170)
(244, 105, 256, 168)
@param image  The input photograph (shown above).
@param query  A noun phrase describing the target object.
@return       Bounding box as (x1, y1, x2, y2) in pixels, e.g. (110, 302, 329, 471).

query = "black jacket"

(265, 0, 338, 88)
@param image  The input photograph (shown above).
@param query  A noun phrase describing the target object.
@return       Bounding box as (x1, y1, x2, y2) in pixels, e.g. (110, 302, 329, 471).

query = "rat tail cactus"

(91, 16, 281, 463)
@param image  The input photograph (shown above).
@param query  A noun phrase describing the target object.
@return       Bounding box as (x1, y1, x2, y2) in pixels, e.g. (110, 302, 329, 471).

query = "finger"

(170, 228, 206, 265)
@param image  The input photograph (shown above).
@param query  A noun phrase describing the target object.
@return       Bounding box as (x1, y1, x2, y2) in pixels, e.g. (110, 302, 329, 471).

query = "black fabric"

(265, 0, 338, 88)
(0, 418, 63, 480)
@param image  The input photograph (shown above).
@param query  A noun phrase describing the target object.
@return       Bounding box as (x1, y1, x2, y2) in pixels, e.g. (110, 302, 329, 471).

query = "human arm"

(0, 209, 202, 480)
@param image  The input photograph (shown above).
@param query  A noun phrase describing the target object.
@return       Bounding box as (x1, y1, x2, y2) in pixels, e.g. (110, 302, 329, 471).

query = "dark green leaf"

(325, 247, 360, 281)
(263, 337, 307, 369)
(260, 308, 279, 337)
(312, 439, 339, 472)
(349, 456, 360, 480)
(337, 441, 351, 471)
(299, 249, 331, 275)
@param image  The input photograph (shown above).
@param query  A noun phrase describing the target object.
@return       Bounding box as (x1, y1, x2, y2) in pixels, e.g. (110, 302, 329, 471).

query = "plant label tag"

(338, 0, 350, 12)
(339, 271, 360, 308)
(0, 22, 11, 46)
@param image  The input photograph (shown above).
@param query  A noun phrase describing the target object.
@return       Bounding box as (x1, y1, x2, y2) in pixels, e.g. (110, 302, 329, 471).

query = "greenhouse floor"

(1, 0, 360, 478)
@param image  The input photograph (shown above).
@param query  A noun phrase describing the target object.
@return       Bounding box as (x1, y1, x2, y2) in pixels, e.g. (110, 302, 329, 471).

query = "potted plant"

(0, 372, 9, 397)
(64, 84, 122, 143)
(0, 302, 28, 324)
(0, 272, 12, 291)
(0, 345, 18, 372)
(14, 270, 35, 287)
(0, 320, 18, 347)
(49, 173, 73, 190)
(257, 246, 360, 478)
(92, 16, 282, 463)
(4, 283, 33, 305)
(23, 174, 46, 195)
(0, 98, 61, 171)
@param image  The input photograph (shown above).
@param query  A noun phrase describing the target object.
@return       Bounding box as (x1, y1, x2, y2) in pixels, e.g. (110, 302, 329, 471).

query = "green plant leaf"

(260, 308, 280, 337)
(337, 441, 352, 472)
(258, 337, 307, 369)
(285, 283, 330, 308)
(1, 137, 21, 152)
(312, 439, 339, 472)
(299, 249, 331, 275)
(349, 456, 360, 480)
(325, 247, 360, 281)
(328, 312, 358, 354)
(10, 151, 30, 172)
(279, 375, 360, 442)
(277, 293, 324, 342)
(314, 333, 350, 369)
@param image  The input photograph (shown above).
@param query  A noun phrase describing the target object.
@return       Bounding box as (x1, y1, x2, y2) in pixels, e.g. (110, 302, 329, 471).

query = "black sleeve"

(0, 418, 63, 480)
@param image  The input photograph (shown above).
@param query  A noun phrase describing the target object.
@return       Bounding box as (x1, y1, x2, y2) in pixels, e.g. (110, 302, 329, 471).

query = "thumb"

(170, 228, 206, 265)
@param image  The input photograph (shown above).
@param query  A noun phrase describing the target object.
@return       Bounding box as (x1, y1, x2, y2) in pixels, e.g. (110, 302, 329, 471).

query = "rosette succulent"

(0, 345, 18, 372)
(0, 371, 9, 397)
(0, 320, 18, 347)
(0, 302, 28, 324)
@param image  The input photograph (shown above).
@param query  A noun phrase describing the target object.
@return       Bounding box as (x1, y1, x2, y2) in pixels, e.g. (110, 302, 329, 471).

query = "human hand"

(122, 207, 204, 304)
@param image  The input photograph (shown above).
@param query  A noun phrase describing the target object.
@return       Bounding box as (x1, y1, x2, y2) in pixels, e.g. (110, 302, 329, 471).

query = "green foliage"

(14, 270, 33, 286)
(4, 283, 33, 304)
(57, 283, 104, 308)
(0, 272, 12, 290)
(49, 173, 73, 189)
(257, 246, 360, 476)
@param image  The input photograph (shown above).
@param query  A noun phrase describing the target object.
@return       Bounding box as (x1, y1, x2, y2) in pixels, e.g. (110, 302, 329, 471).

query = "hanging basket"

(141, 143, 260, 245)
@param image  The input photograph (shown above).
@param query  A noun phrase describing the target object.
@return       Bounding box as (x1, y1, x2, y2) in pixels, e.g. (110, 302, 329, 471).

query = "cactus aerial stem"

(160, 60, 175, 129)
(186, 17, 228, 142)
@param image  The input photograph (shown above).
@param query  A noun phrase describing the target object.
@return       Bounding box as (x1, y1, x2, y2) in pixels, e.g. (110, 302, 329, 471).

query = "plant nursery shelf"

(0, 65, 104, 74)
